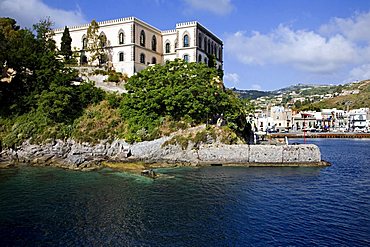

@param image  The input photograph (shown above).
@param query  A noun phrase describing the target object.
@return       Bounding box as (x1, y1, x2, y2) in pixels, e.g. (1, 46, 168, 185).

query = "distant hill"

(231, 88, 273, 99)
(231, 80, 370, 110)
(231, 83, 326, 99)
(307, 80, 370, 110)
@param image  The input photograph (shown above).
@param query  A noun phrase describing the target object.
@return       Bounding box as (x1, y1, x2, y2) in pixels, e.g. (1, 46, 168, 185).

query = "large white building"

(53, 17, 223, 76)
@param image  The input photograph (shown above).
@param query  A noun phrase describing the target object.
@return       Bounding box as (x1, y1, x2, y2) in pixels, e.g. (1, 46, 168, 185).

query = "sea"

(0, 139, 369, 246)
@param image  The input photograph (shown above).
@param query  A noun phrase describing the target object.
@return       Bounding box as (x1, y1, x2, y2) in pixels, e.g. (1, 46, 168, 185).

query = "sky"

(1, 0, 370, 91)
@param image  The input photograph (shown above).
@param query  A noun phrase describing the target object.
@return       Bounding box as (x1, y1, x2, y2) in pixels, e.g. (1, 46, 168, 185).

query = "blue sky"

(1, 0, 370, 90)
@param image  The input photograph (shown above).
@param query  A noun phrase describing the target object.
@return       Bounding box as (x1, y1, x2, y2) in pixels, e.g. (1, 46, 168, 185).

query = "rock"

(0, 136, 324, 170)
(198, 144, 249, 164)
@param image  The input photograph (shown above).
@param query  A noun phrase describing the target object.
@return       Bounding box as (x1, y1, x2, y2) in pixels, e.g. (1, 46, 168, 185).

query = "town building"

(53, 17, 223, 76)
(270, 106, 292, 131)
(348, 108, 369, 131)
(292, 112, 317, 131)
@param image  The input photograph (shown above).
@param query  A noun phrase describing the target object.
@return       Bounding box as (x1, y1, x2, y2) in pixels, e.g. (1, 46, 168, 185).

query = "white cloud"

(184, 0, 233, 15)
(225, 10, 370, 85)
(226, 25, 359, 74)
(0, 0, 87, 28)
(348, 64, 370, 82)
(320, 11, 370, 42)
(224, 72, 240, 84)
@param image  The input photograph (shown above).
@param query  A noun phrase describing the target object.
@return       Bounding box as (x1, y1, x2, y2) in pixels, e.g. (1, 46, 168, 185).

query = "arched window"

(140, 30, 145, 47)
(81, 55, 87, 65)
(140, 53, 145, 64)
(204, 38, 207, 52)
(183, 34, 189, 47)
(183, 54, 189, 62)
(198, 54, 202, 63)
(82, 37, 87, 49)
(152, 57, 157, 64)
(204, 57, 208, 64)
(165, 42, 170, 53)
(175, 39, 178, 48)
(219, 47, 222, 60)
(214, 45, 217, 56)
(199, 34, 202, 49)
(211, 43, 214, 55)
(151, 35, 157, 51)
(99, 32, 107, 48)
(208, 40, 211, 54)
(119, 52, 124, 62)
(119, 32, 125, 44)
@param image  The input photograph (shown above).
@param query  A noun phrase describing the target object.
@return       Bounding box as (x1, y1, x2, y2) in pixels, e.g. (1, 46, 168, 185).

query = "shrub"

(120, 59, 247, 141)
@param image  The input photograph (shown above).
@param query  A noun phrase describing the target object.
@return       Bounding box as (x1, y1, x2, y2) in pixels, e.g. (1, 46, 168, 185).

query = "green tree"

(33, 17, 56, 52)
(207, 54, 216, 68)
(120, 59, 247, 142)
(86, 20, 107, 66)
(294, 100, 302, 109)
(60, 26, 72, 62)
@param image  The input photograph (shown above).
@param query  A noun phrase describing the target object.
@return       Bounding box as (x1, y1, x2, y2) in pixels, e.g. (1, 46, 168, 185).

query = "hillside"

(307, 80, 370, 110)
(231, 88, 274, 99)
(233, 80, 370, 110)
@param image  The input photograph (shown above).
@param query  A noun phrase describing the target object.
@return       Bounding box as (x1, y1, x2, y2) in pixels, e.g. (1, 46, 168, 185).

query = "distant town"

(234, 80, 370, 133)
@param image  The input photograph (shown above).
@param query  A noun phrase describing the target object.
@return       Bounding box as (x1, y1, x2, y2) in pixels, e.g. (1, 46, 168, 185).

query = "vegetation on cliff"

(0, 18, 251, 148)
(0, 18, 105, 147)
(120, 59, 248, 142)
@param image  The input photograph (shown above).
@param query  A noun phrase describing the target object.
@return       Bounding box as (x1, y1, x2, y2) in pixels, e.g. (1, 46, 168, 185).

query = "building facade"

(53, 17, 223, 76)
(348, 108, 368, 131)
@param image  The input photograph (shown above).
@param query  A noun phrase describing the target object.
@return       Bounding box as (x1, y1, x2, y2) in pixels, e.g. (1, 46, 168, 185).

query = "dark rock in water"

(141, 169, 157, 178)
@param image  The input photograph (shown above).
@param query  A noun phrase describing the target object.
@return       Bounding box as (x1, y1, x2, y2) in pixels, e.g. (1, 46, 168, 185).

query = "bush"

(107, 73, 120, 82)
(120, 59, 247, 141)
(71, 100, 125, 143)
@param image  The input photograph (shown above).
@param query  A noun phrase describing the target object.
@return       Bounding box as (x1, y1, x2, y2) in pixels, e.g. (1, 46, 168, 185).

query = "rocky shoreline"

(0, 135, 329, 171)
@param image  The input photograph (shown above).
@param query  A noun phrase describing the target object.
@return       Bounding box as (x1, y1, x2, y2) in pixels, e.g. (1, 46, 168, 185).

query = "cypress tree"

(60, 26, 72, 62)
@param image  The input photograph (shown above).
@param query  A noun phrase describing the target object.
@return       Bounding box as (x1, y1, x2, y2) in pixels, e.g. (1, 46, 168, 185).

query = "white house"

(348, 108, 368, 131)
(53, 17, 223, 76)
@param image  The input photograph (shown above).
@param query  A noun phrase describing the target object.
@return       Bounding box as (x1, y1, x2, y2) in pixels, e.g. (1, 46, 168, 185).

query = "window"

(152, 57, 157, 64)
(165, 42, 170, 53)
(183, 54, 189, 62)
(152, 35, 157, 51)
(99, 33, 106, 48)
(82, 37, 87, 49)
(211, 43, 214, 55)
(140, 30, 145, 47)
(140, 53, 145, 64)
(199, 35, 202, 49)
(198, 54, 202, 62)
(119, 52, 124, 62)
(204, 57, 208, 64)
(183, 34, 189, 47)
(81, 55, 87, 64)
(208, 40, 210, 53)
(219, 47, 222, 60)
(119, 32, 124, 44)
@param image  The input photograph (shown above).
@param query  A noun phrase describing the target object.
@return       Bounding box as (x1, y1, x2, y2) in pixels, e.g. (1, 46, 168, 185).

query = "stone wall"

(0, 137, 322, 170)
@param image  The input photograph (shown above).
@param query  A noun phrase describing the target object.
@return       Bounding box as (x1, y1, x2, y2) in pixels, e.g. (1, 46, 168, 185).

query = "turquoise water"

(0, 139, 369, 246)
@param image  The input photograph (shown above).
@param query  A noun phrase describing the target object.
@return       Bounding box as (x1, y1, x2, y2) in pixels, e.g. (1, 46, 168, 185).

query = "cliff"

(0, 136, 327, 171)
